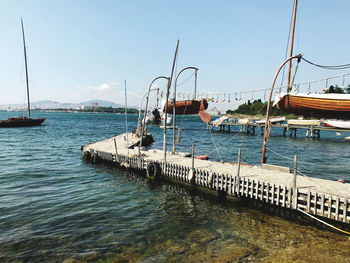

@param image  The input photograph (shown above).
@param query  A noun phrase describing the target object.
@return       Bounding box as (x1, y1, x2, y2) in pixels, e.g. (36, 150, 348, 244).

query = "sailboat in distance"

(0, 18, 45, 128)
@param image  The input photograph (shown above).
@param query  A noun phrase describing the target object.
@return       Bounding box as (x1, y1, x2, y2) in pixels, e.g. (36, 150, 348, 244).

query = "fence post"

(235, 148, 241, 194)
(293, 154, 298, 209)
(188, 144, 195, 184)
(191, 144, 195, 172)
(113, 138, 118, 162)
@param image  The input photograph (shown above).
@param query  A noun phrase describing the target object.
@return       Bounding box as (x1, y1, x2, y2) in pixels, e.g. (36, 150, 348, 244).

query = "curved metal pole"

(143, 76, 169, 132)
(261, 54, 302, 165)
(172, 66, 198, 154)
(138, 87, 159, 122)
(138, 76, 168, 157)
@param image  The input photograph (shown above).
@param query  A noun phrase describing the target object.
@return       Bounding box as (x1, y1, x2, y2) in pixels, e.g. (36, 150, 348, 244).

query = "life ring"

(146, 162, 161, 179)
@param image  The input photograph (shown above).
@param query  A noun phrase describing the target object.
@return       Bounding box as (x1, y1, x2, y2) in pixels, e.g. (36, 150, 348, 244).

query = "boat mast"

(21, 18, 31, 118)
(163, 40, 179, 162)
(287, 0, 298, 93)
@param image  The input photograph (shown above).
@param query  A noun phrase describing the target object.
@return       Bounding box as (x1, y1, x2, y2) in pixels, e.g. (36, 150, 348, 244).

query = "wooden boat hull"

(276, 94, 350, 119)
(0, 117, 45, 128)
(166, 99, 208, 115)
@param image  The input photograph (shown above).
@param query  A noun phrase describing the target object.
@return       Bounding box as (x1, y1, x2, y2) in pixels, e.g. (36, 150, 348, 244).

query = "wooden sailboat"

(166, 98, 208, 115)
(0, 19, 45, 128)
(275, 0, 350, 119)
(275, 92, 350, 119)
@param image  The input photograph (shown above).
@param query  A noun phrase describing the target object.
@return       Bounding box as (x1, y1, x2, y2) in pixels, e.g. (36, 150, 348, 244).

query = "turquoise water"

(1, 111, 350, 262)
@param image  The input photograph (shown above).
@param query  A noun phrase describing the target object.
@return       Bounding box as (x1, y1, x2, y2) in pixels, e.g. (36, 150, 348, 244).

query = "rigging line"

(199, 131, 241, 156)
(297, 159, 347, 169)
(290, 60, 300, 89)
(266, 147, 346, 169)
(253, 103, 267, 117)
(240, 147, 263, 162)
(208, 127, 223, 161)
(176, 71, 195, 87)
(297, 170, 350, 199)
(265, 147, 295, 161)
(301, 57, 350, 70)
(279, 72, 350, 90)
(178, 100, 189, 128)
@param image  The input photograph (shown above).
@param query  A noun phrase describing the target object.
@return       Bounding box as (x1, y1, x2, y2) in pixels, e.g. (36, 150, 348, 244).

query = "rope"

(208, 127, 223, 161)
(290, 60, 300, 89)
(203, 130, 241, 156)
(241, 147, 262, 163)
(297, 208, 350, 236)
(178, 100, 190, 129)
(253, 103, 267, 117)
(265, 147, 346, 169)
(176, 71, 195, 87)
(296, 170, 350, 199)
(301, 57, 350, 70)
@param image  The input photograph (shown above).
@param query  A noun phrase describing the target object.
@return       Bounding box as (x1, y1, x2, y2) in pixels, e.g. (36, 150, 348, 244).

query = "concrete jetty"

(82, 132, 350, 226)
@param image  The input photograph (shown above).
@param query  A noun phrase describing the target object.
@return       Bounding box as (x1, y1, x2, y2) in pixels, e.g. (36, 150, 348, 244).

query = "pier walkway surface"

(82, 133, 350, 226)
(209, 122, 350, 139)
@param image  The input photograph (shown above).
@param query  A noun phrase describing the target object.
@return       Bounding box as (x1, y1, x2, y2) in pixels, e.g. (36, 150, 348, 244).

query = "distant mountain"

(0, 100, 137, 110)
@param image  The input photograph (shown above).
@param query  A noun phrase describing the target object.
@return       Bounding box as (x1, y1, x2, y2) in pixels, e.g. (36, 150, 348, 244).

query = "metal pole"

(293, 154, 298, 209)
(163, 40, 180, 162)
(293, 154, 297, 189)
(172, 67, 198, 154)
(194, 70, 197, 99)
(191, 144, 195, 171)
(114, 138, 118, 162)
(261, 54, 302, 165)
(236, 148, 241, 194)
(113, 138, 118, 155)
(139, 78, 168, 157)
(124, 80, 129, 155)
(156, 88, 159, 108)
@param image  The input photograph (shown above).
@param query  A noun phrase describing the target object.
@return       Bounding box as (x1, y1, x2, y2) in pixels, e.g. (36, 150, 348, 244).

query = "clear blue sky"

(1, 0, 350, 109)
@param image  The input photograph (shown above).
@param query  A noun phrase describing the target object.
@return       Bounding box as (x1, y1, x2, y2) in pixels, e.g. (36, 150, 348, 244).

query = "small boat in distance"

(0, 18, 45, 128)
(323, 120, 350, 129)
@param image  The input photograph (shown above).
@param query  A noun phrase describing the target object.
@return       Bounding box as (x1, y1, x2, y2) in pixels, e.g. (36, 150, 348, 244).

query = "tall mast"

(287, 0, 298, 93)
(163, 40, 179, 162)
(21, 18, 31, 118)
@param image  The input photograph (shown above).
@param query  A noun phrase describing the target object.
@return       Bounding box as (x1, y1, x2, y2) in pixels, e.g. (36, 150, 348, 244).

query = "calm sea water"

(0, 111, 350, 262)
